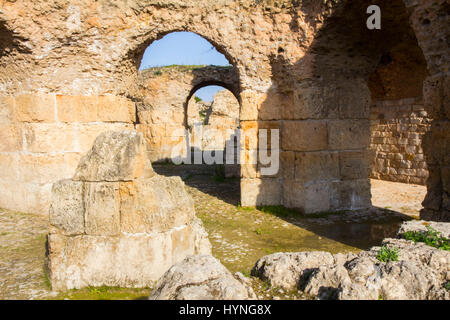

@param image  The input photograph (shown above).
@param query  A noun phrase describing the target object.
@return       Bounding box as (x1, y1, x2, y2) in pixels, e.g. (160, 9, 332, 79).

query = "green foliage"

(55, 286, 152, 300)
(153, 70, 162, 76)
(402, 226, 450, 251)
(194, 96, 202, 103)
(376, 245, 399, 262)
(198, 109, 207, 124)
(444, 282, 450, 291)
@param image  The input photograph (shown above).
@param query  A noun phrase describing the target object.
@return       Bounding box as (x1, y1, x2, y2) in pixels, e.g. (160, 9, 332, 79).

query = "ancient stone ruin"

(137, 65, 240, 163)
(47, 130, 211, 290)
(0, 0, 448, 302)
(0, 0, 447, 221)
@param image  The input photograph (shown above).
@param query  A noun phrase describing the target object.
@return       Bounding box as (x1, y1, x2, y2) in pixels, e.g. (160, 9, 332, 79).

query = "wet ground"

(0, 164, 426, 299)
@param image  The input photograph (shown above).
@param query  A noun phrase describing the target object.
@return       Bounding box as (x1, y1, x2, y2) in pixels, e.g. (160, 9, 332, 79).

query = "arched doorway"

(135, 31, 242, 204)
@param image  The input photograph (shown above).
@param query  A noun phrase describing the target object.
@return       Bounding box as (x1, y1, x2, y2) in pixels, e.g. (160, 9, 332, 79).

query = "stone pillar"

(281, 78, 372, 213)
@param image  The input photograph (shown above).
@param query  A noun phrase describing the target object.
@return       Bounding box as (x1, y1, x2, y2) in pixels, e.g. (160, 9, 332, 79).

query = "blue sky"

(140, 32, 231, 101)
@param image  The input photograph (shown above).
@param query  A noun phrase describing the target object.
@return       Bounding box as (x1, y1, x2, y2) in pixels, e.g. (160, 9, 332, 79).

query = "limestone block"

(49, 180, 85, 236)
(328, 120, 370, 150)
(119, 176, 195, 233)
(295, 151, 339, 181)
(335, 79, 370, 119)
(0, 96, 16, 124)
(330, 180, 371, 211)
(47, 233, 172, 290)
(240, 90, 259, 121)
(74, 130, 154, 181)
(256, 89, 289, 121)
(240, 178, 281, 206)
(287, 82, 328, 120)
(16, 94, 55, 122)
(283, 180, 331, 213)
(0, 181, 52, 215)
(0, 153, 19, 181)
(23, 123, 77, 153)
(57, 95, 136, 123)
(56, 95, 98, 122)
(84, 182, 120, 236)
(280, 151, 295, 180)
(0, 124, 22, 152)
(282, 121, 328, 151)
(339, 151, 370, 180)
(97, 96, 136, 123)
(17, 153, 80, 184)
(77, 123, 134, 153)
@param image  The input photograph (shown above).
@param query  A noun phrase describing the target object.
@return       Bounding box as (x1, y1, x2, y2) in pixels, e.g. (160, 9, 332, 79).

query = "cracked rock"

(149, 255, 256, 300)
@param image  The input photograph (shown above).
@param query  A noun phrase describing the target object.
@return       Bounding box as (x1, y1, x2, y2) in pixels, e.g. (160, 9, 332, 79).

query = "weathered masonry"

(0, 0, 448, 221)
(136, 65, 240, 163)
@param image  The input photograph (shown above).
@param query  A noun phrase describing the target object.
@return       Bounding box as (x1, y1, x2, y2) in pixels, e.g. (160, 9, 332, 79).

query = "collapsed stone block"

(49, 180, 84, 236)
(150, 255, 256, 300)
(47, 130, 211, 290)
(73, 130, 154, 182)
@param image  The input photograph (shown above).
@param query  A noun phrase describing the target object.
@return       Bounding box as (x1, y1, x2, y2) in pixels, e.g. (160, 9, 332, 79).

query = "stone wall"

(370, 98, 431, 185)
(138, 66, 263, 182)
(0, 94, 135, 214)
(0, 0, 448, 220)
(137, 66, 240, 162)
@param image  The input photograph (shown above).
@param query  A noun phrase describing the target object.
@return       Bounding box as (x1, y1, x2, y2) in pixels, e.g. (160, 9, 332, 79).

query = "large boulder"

(150, 255, 256, 300)
(73, 130, 154, 182)
(47, 130, 211, 291)
(251, 251, 336, 290)
(397, 220, 450, 238)
(251, 221, 450, 300)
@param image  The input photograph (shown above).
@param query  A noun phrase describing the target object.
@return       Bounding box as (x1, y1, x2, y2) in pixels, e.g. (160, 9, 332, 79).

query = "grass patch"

(402, 226, 449, 251)
(444, 282, 450, 291)
(257, 206, 346, 219)
(54, 286, 152, 300)
(237, 205, 254, 212)
(376, 245, 399, 262)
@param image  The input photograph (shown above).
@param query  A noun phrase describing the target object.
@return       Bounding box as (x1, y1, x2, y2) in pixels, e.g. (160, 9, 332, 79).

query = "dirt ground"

(0, 167, 426, 300)
(370, 179, 426, 217)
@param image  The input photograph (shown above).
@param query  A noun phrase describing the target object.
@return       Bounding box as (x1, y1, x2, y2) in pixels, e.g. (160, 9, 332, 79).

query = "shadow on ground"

(153, 164, 414, 251)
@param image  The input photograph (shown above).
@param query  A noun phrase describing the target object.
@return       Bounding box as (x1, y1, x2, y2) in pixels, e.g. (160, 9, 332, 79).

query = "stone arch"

(184, 80, 241, 129)
(255, 0, 447, 219)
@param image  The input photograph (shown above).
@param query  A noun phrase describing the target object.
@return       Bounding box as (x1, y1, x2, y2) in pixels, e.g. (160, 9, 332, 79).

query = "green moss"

(51, 286, 152, 300)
